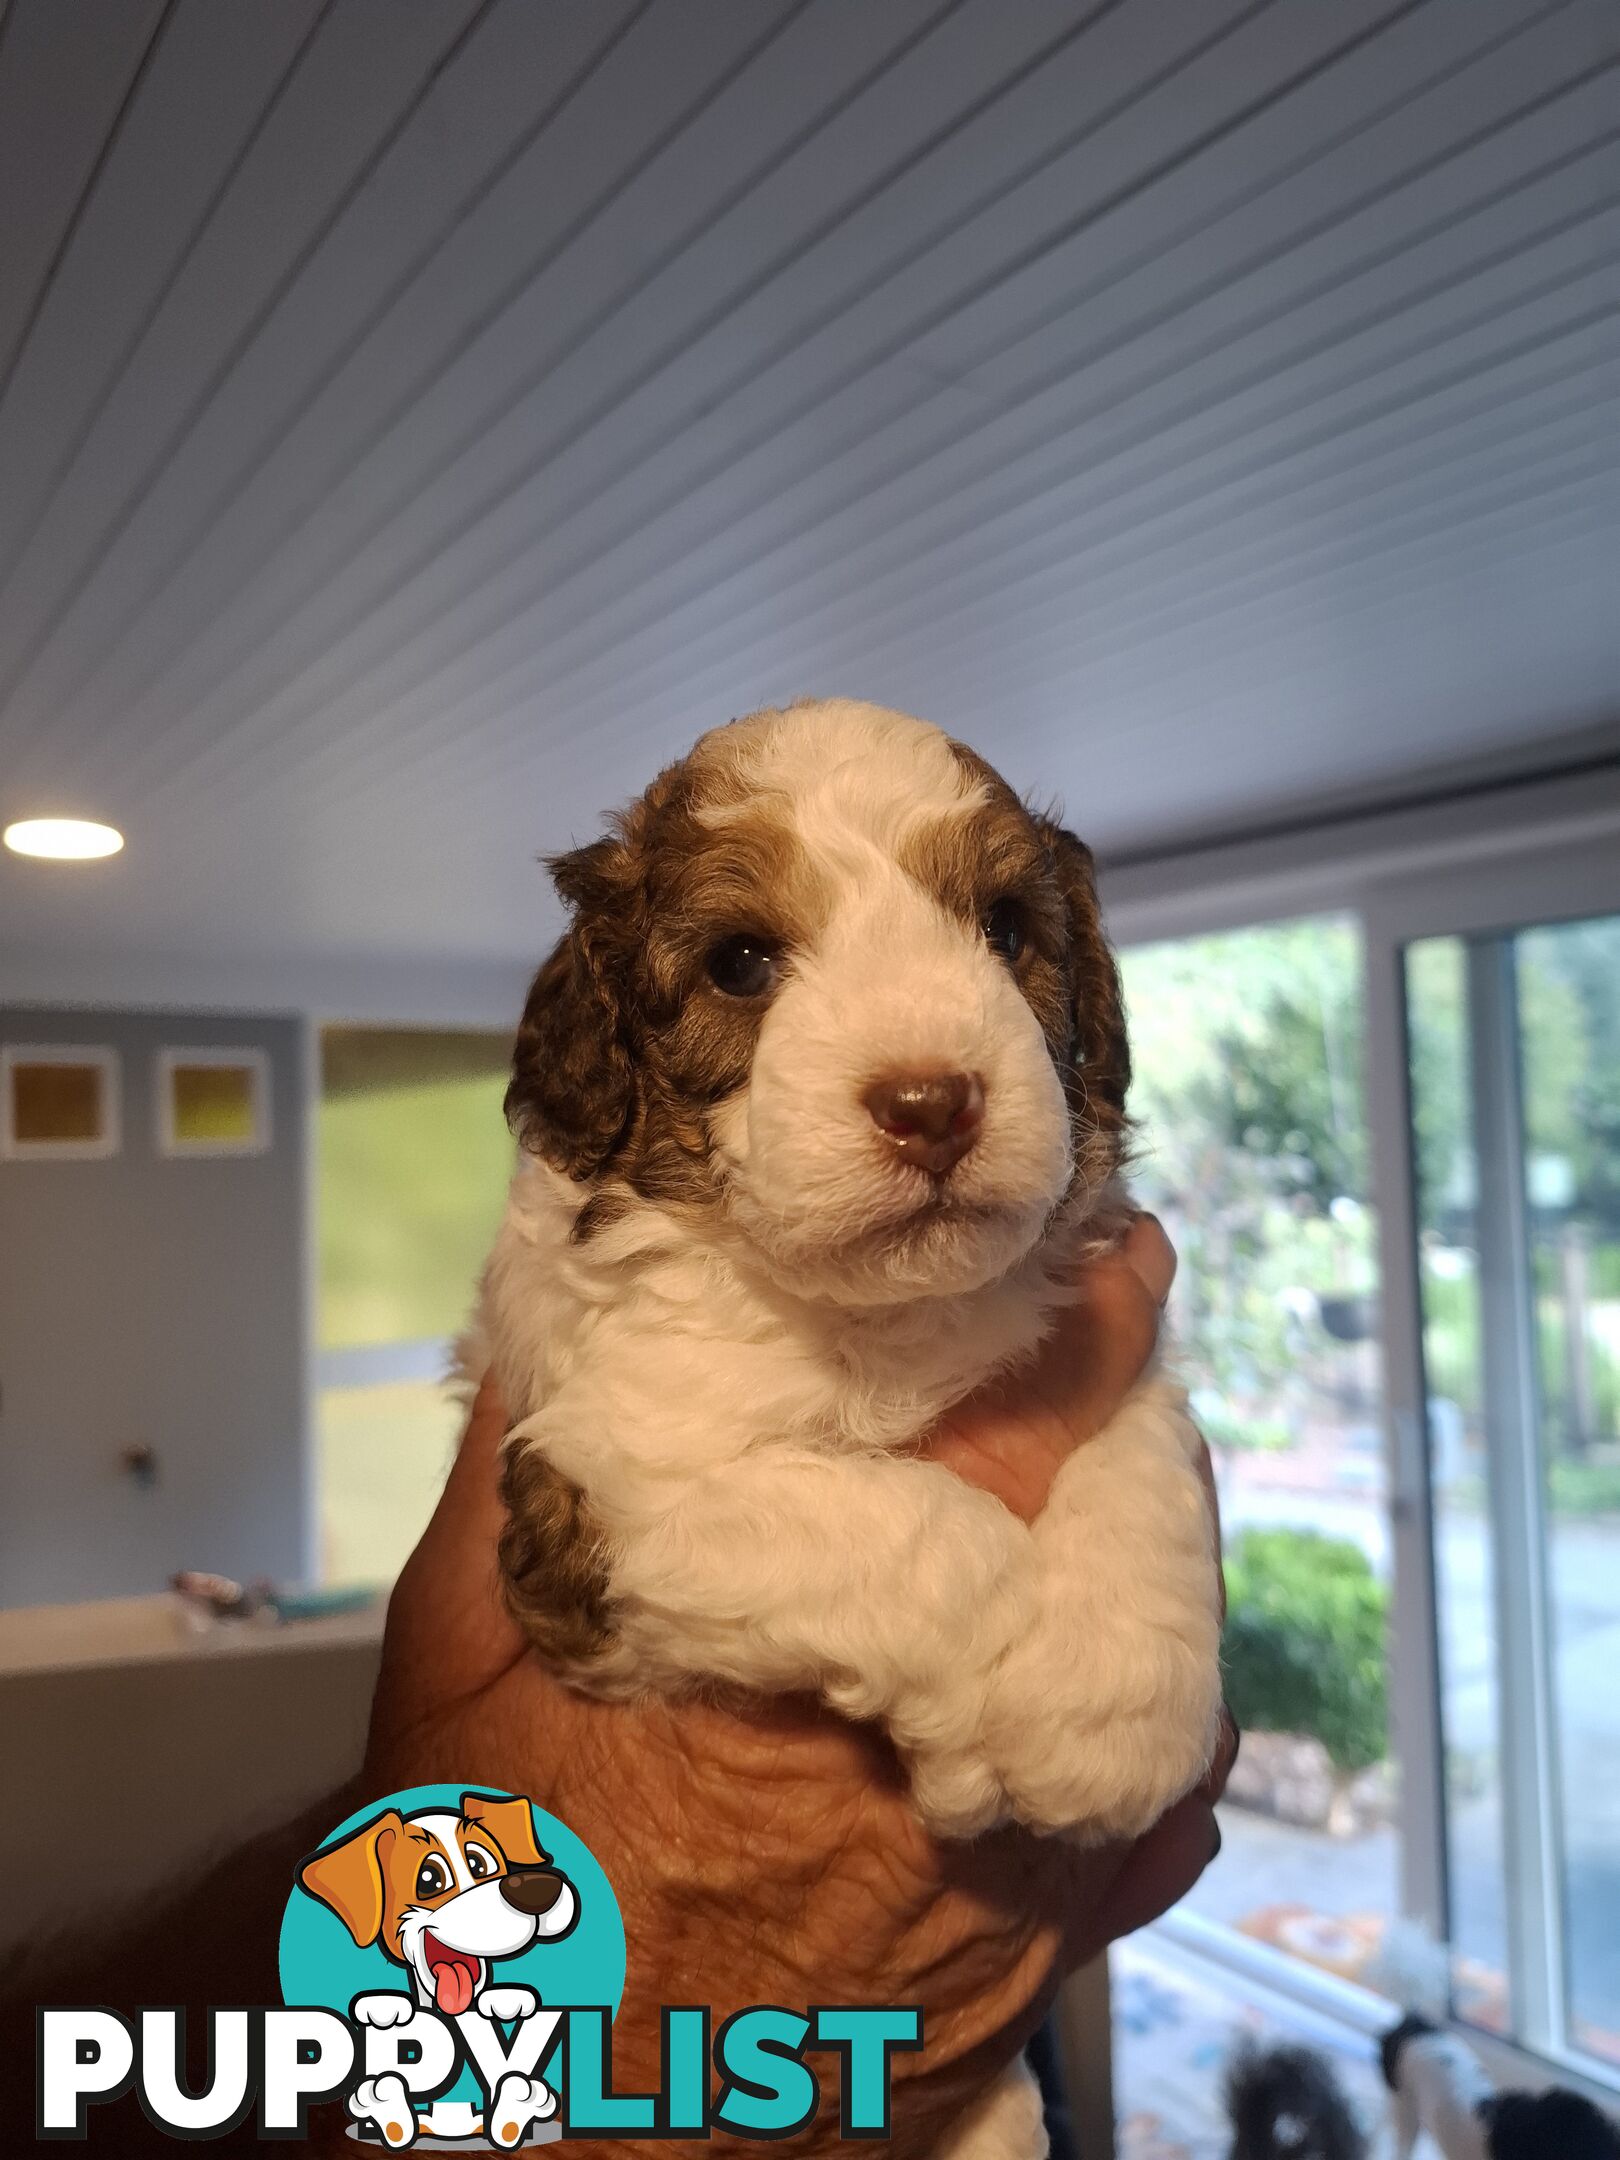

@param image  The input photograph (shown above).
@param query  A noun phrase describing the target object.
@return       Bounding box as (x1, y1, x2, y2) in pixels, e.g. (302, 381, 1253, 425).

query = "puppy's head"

(508, 700, 1129, 1304)
(298, 1793, 576, 2015)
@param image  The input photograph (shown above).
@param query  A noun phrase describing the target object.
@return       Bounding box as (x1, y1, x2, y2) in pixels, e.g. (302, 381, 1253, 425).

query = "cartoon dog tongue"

(427, 1941, 478, 2016)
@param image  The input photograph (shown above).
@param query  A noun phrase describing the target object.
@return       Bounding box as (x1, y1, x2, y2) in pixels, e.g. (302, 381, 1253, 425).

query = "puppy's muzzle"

(499, 1866, 570, 1918)
(863, 1070, 985, 1177)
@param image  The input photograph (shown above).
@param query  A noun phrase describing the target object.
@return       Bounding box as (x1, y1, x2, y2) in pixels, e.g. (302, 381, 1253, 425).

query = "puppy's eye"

(464, 1843, 497, 1881)
(706, 932, 780, 999)
(983, 896, 1027, 964)
(415, 1856, 451, 1900)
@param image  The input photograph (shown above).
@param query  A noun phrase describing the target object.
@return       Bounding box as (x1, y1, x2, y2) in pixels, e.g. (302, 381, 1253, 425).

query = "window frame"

(154, 1045, 272, 1159)
(1364, 835, 1620, 2084)
(308, 1021, 516, 1590)
(0, 1043, 121, 1162)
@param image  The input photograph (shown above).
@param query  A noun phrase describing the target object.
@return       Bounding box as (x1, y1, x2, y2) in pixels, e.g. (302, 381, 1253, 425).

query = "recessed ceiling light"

(3, 817, 125, 861)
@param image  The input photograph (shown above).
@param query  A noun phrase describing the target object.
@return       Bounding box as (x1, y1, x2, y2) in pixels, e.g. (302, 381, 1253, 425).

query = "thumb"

(925, 1214, 1175, 1519)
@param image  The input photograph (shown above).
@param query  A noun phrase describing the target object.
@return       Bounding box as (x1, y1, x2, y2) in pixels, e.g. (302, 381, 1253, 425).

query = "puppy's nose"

(499, 1866, 569, 1916)
(863, 1071, 985, 1176)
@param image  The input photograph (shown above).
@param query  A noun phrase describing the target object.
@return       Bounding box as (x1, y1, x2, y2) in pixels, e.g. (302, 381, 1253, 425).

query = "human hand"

(361, 1216, 1233, 2155)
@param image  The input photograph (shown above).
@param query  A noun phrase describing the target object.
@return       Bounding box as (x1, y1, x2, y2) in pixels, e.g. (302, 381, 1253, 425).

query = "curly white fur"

(485, 1156, 1217, 1846)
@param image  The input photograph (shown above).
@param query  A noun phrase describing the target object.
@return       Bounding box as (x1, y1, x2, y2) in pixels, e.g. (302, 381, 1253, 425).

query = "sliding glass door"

(1405, 909, 1620, 2071)
(1120, 821, 1620, 2096)
(1321, 810, 1620, 2101)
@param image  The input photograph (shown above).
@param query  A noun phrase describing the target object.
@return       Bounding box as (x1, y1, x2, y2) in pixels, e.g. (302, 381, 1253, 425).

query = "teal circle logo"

(280, 1785, 625, 2140)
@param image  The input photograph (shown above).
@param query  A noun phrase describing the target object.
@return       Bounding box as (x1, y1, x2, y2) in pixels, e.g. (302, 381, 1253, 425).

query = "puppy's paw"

(1037, 1697, 1220, 1845)
(350, 2072, 417, 2147)
(904, 1740, 1007, 1841)
(352, 1992, 416, 2029)
(980, 1379, 1225, 1841)
(488, 2072, 557, 2146)
(986, 1641, 1221, 1842)
(477, 1984, 540, 2023)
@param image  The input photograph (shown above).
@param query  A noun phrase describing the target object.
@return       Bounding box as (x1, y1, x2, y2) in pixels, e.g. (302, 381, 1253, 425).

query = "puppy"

(299, 1791, 576, 2145)
(476, 700, 1224, 2157)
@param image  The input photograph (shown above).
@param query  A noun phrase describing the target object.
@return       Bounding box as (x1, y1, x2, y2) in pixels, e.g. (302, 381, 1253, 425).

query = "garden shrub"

(1222, 1527, 1389, 1781)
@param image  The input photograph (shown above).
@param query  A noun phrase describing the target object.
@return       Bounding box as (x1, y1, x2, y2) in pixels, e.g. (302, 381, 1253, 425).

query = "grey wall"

(0, 1633, 378, 1956)
(0, 1006, 309, 1606)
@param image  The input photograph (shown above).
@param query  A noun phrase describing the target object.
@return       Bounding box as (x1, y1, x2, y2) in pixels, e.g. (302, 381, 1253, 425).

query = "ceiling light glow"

(3, 817, 125, 861)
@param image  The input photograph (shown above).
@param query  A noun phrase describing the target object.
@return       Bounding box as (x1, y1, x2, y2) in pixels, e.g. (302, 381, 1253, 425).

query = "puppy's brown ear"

(460, 1792, 549, 1869)
(297, 1810, 403, 1947)
(1037, 819, 1131, 1132)
(506, 831, 640, 1178)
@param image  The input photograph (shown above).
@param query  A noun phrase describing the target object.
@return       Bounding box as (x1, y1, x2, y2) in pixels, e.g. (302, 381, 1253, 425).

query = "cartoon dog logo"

(298, 1791, 577, 2146)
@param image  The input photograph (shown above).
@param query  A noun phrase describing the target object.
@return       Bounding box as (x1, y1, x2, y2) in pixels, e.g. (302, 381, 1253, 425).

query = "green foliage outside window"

(1222, 1527, 1390, 1781)
(1124, 919, 1620, 1485)
(1120, 918, 1375, 1446)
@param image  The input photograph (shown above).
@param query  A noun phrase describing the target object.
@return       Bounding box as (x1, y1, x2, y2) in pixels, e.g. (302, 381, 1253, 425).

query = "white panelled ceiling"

(0, 0, 1615, 971)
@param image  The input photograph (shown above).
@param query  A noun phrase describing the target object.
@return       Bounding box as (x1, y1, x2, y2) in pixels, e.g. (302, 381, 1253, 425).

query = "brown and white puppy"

(474, 700, 1223, 2158)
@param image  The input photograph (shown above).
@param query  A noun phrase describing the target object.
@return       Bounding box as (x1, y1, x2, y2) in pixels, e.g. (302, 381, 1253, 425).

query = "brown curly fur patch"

(497, 1443, 615, 1667)
(900, 745, 1130, 1196)
(505, 743, 826, 1212)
